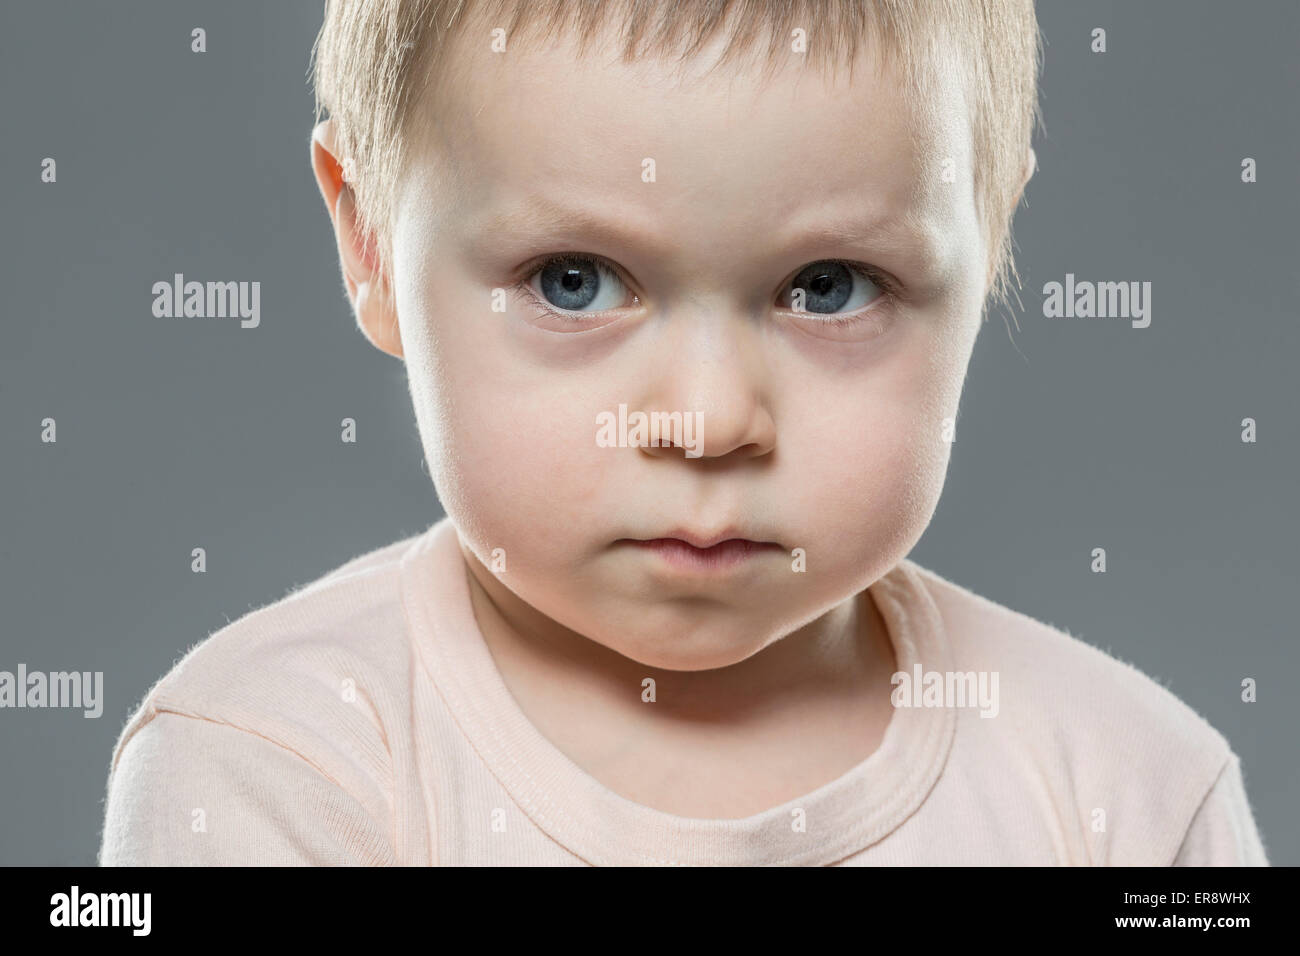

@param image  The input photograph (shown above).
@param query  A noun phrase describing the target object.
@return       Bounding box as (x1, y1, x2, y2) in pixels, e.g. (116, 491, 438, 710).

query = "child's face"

(387, 31, 988, 669)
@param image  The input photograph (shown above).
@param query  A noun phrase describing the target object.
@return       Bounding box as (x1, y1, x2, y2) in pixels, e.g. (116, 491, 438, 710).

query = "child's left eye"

(778, 260, 885, 315)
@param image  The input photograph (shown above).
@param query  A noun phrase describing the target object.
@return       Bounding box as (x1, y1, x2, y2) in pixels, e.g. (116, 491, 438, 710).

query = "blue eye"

(532, 255, 629, 312)
(785, 260, 883, 314)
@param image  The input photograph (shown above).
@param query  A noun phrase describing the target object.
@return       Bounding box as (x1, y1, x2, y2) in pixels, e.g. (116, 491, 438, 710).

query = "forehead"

(407, 17, 975, 271)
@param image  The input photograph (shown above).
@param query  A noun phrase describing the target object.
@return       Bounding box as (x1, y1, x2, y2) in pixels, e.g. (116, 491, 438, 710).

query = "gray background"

(1, 1, 1295, 865)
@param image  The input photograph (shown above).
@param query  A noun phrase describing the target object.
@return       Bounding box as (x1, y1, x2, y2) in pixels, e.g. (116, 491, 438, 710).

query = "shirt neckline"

(399, 517, 955, 866)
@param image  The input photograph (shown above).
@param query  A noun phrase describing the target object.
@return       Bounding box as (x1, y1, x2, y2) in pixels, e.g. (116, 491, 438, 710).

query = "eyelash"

(512, 253, 900, 324)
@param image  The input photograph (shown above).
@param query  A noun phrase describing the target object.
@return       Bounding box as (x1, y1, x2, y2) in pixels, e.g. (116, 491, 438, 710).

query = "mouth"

(621, 530, 785, 573)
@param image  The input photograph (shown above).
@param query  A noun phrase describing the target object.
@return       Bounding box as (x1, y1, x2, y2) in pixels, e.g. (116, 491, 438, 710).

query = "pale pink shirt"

(98, 517, 1268, 865)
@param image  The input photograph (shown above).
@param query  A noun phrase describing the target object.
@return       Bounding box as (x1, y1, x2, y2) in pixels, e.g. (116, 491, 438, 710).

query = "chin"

(597, 621, 780, 672)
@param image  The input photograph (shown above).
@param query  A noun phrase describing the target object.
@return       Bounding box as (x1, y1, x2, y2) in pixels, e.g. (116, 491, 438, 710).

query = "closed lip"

(629, 528, 783, 550)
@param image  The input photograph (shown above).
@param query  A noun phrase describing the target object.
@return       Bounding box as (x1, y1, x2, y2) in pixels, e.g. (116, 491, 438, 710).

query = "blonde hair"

(311, 0, 1041, 312)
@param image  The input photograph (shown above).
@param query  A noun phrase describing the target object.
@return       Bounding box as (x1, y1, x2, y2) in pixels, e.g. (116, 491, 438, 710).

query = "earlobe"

(309, 121, 404, 359)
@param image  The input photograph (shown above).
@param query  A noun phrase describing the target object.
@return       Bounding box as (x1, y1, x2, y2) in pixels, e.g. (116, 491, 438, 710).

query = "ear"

(310, 120, 404, 358)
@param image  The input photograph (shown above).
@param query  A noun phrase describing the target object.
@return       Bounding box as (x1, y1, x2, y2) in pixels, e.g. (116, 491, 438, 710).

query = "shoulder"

(904, 561, 1237, 861)
(108, 531, 428, 793)
(908, 561, 1231, 764)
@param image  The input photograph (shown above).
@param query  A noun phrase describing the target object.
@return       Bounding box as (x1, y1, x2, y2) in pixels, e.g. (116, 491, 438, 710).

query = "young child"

(99, 0, 1267, 866)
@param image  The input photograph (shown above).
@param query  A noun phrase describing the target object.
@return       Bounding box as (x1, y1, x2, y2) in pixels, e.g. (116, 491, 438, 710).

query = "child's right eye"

(524, 254, 636, 314)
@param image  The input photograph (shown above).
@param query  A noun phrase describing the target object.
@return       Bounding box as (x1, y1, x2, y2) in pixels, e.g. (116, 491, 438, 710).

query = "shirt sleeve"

(99, 711, 397, 866)
(1172, 753, 1268, 866)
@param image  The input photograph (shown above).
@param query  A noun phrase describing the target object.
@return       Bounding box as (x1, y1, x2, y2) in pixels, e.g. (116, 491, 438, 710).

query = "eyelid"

(516, 252, 638, 296)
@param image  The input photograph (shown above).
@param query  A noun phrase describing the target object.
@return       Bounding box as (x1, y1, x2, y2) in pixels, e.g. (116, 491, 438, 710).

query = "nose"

(639, 305, 777, 462)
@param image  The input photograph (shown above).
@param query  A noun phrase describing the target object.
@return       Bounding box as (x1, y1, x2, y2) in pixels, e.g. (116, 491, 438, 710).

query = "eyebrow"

(468, 197, 665, 256)
(465, 194, 940, 267)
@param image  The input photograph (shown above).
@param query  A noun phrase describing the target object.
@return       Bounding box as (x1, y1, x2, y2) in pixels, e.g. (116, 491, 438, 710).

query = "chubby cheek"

(778, 324, 967, 589)
(403, 304, 616, 573)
